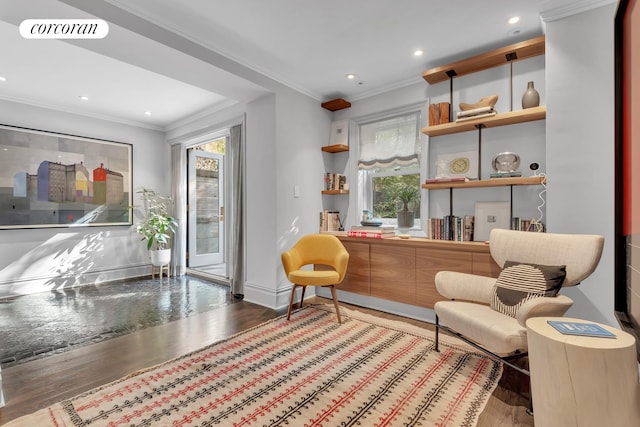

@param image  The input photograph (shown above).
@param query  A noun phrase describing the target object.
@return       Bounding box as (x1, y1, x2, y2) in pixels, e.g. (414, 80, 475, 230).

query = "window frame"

(350, 103, 427, 231)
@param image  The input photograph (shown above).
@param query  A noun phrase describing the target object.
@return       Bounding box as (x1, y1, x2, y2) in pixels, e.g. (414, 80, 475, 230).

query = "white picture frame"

(329, 119, 349, 146)
(473, 201, 511, 242)
(435, 150, 479, 179)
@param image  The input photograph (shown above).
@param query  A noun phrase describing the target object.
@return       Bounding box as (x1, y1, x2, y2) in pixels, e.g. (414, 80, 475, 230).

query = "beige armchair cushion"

(435, 301, 528, 355)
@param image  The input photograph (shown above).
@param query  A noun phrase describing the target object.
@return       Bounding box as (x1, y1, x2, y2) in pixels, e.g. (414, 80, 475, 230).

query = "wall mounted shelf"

(422, 176, 546, 190)
(321, 190, 349, 195)
(321, 144, 349, 153)
(421, 36, 546, 85)
(422, 106, 546, 137)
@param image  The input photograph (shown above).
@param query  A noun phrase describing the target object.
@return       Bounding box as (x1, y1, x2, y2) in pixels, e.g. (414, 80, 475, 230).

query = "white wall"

(545, 4, 617, 326)
(0, 99, 168, 297)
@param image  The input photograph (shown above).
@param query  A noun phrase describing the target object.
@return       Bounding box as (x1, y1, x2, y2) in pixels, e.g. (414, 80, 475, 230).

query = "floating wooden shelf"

(422, 106, 546, 137)
(321, 98, 351, 111)
(321, 144, 349, 153)
(421, 36, 545, 85)
(321, 190, 349, 195)
(422, 176, 546, 190)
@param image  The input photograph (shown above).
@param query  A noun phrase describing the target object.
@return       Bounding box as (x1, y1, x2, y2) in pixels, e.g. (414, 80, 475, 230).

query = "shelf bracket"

(449, 187, 454, 216)
(506, 52, 518, 112)
(475, 124, 485, 178)
(446, 70, 457, 122)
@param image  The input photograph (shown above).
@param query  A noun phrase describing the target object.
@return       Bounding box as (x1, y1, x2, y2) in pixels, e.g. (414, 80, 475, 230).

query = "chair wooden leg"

(435, 315, 440, 352)
(299, 286, 306, 309)
(287, 284, 299, 320)
(329, 285, 342, 323)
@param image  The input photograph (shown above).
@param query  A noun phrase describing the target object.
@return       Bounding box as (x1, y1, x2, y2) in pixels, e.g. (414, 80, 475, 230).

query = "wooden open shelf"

(321, 144, 349, 153)
(421, 36, 545, 85)
(422, 175, 546, 190)
(321, 189, 349, 195)
(422, 106, 546, 137)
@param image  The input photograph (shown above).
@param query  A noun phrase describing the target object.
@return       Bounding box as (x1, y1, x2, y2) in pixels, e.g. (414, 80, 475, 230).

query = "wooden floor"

(0, 297, 534, 426)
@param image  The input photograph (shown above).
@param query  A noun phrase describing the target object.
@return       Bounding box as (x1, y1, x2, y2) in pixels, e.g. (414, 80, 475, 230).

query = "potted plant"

(397, 186, 419, 229)
(135, 187, 178, 267)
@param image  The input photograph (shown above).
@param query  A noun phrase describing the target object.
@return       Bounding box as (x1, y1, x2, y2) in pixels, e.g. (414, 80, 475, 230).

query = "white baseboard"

(0, 264, 150, 298)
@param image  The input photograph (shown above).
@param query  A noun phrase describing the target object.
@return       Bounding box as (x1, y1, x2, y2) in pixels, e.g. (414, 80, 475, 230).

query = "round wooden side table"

(526, 317, 640, 427)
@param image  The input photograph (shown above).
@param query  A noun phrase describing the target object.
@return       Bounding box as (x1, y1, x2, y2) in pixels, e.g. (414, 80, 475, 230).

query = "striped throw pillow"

(490, 261, 566, 318)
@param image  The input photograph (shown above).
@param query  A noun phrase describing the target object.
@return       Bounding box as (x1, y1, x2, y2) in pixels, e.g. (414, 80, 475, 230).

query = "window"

(357, 111, 422, 227)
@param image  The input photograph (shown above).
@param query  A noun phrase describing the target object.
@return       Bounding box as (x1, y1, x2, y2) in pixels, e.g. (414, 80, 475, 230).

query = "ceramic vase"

(522, 81, 540, 109)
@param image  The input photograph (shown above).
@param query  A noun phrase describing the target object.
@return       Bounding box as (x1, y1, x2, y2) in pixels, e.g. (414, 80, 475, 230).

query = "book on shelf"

(456, 106, 495, 118)
(426, 215, 474, 241)
(511, 217, 545, 232)
(347, 230, 396, 239)
(425, 177, 471, 184)
(490, 171, 522, 178)
(455, 111, 497, 122)
(324, 173, 347, 191)
(547, 320, 617, 338)
(350, 225, 395, 233)
(319, 210, 342, 232)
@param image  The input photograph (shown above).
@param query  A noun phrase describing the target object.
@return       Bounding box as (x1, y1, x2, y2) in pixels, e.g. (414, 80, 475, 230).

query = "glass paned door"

(188, 149, 224, 267)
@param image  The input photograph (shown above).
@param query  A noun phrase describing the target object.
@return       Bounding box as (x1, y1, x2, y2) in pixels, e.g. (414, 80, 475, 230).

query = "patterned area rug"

(5, 305, 502, 426)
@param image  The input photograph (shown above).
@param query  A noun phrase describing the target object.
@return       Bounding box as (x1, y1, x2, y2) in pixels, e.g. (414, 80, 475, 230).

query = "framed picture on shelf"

(329, 119, 349, 146)
(435, 150, 479, 179)
(473, 201, 510, 241)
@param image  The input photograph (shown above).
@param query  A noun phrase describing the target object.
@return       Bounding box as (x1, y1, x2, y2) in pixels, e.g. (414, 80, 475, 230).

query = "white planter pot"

(150, 249, 171, 266)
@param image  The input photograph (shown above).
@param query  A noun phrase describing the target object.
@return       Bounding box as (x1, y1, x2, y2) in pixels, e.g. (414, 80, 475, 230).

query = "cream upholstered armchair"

(282, 234, 349, 323)
(433, 229, 604, 373)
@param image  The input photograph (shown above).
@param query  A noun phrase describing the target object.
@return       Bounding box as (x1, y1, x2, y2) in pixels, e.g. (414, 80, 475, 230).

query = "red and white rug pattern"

(5, 305, 502, 426)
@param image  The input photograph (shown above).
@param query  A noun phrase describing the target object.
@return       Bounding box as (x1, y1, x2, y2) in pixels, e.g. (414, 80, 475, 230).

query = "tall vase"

(522, 81, 540, 109)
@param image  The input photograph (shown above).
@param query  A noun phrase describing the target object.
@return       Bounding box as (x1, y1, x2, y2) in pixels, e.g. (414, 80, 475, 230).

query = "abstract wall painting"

(0, 124, 132, 229)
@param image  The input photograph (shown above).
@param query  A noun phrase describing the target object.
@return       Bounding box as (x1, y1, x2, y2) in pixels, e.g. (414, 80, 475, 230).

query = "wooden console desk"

(327, 235, 500, 309)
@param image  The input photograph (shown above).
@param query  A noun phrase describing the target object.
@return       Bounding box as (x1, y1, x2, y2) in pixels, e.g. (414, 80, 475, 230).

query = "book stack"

(511, 217, 545, 232)
(455, 106, 497, 122)
(427, 215, 474, 241)
(319, 210, 342, 232)
(490, 171, 522, 178)
(347, 225, 395, 239)
(324, 173, 346, 191)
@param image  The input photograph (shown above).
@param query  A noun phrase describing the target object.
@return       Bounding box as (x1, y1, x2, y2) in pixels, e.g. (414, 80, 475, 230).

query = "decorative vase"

(397, 210, 414, 229)
(522, 81, 540, 109)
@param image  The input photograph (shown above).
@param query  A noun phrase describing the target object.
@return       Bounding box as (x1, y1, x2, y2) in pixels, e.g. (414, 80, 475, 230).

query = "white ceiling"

(0, 0, 615, 130)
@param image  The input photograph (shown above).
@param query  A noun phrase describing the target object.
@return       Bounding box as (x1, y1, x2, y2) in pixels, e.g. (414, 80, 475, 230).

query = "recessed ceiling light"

(78, 95, 89, 101)
(508, 16, 520, 24)
(346, 73, 356, 80)
(144, 111, 152, 116)
(0, 76, 6, 82)
(413, 49, 424, 57)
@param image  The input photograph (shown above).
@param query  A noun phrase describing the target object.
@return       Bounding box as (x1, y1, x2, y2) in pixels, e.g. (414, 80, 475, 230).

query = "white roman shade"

(358, 112, 420, 170)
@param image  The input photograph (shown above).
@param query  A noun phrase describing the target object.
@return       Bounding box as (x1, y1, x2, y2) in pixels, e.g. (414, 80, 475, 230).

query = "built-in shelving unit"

(321, 189, 349, 195)
(421, 35, 547, 235)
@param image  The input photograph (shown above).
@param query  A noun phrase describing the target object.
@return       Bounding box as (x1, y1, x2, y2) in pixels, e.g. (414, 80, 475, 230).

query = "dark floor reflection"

(0, 275, 236, 367)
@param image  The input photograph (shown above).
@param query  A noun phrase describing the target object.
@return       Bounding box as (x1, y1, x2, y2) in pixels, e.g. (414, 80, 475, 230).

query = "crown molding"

(0, 95, 164, 131)
(540, 0, 618, 22)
